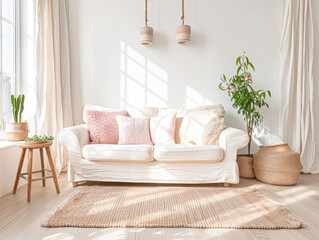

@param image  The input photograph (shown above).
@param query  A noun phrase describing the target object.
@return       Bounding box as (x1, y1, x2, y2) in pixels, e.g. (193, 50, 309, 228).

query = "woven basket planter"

(140, 26, 153, 45)
(237, 155, 255, 178)
(253, 144, 302, 186)
(176, 25, 191, 44)
(5, 122, 29, 141)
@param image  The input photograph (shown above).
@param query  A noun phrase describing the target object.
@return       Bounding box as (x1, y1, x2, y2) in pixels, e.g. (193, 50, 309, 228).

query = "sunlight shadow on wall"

(120, 42, 168, 108)
(185, 86, 212, 108)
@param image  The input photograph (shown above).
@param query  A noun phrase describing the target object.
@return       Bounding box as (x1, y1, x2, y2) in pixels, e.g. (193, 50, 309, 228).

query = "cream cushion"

(180, 105, 226, 145)
(159, 105, 225, 144)
(83, 144, 154, 162)
(154, 144, 223, 163)
(83, 104, 159, 123)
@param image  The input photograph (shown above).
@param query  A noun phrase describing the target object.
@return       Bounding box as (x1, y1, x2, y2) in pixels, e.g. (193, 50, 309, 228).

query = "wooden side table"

(12, 141, 60, 202)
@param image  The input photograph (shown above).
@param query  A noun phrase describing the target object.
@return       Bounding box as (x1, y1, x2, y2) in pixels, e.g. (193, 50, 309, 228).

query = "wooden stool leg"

(45, 147, 60, 194)
(39, 148, 46, 187)
(224, 183, 231, 187)
(12, 148, 26, 194)
(27, 149, 33, 202)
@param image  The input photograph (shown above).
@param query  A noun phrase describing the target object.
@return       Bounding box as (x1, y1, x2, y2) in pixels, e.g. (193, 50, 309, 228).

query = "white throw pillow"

(158, 108, 185, 144)
(115, 116, 153, 145)
(180, 107, 226, 145)
(150, 112, 177, 145)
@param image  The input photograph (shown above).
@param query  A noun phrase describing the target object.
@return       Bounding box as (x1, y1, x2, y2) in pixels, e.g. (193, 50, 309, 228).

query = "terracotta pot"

(253, 144, 302, 186)
(5, 122, 29, 141)
(237, 154, 255, 178)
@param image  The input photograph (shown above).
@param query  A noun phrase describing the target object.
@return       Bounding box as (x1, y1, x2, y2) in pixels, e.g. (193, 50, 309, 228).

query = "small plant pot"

(140, 26, 153, 45)
(5, 122, 29, 141)
(237, 154, 255, 178)
(176, 25, 191, 44)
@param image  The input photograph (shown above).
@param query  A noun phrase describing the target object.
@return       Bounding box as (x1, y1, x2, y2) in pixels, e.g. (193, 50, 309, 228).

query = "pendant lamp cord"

(181, 0, 185, 25)
(145, 0, 148, 27)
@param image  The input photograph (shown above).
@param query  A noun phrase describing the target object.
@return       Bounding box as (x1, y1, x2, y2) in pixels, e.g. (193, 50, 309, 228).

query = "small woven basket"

(140, 26, 153, 45)
(176, 25, 191, 44)
(253, 144, 302, 185)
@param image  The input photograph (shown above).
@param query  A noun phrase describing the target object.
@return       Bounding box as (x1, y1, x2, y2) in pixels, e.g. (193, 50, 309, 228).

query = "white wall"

(0, 147, 26, 197)
(68, 0, 317, 154)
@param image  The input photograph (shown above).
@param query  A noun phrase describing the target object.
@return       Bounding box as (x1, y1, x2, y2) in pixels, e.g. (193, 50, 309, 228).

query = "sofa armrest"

(219, 127, 249, 151)
(58, 124, 90, 155)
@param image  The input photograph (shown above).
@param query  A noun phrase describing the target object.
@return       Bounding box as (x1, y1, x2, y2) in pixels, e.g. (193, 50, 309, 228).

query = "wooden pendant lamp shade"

(176, 0, 191, 44)
(140, 0, 153, 45)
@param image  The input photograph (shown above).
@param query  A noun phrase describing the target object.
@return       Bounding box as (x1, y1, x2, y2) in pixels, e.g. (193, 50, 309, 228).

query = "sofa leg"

(72, 182, 78, 187)
(224, 183, 231, 187)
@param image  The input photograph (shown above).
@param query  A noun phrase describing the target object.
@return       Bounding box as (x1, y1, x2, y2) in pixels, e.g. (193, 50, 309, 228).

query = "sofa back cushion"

(150, 112, 177, 144)
(86, 109, 128, 144)
(116, 116, 153, 145)
(83, 104, 158, 123)
(127, 107, 159, 118)
(179, 105, 226, 145)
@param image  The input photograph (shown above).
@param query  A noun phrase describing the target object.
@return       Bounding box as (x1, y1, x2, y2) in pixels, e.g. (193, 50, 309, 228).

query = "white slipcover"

(59, 124, 249, 184)
(83, 144, 154, 162)
(154, 144, 223, 163)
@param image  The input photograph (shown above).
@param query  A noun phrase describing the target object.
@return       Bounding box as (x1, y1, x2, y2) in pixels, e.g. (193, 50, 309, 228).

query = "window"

(0, 0, 19, 133)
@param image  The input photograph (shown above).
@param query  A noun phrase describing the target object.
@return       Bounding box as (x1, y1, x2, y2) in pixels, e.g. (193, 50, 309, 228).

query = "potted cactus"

(5, 94, 29, 141)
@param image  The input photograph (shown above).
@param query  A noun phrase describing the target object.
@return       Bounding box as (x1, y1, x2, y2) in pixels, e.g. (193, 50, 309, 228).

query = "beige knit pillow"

(180, 107, 226, 145)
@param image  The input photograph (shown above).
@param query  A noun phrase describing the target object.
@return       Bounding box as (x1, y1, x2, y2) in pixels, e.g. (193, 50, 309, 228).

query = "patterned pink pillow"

(115, 116, 153, 145)
(150, 112, 176, 144)
(86, 110, 128, 144)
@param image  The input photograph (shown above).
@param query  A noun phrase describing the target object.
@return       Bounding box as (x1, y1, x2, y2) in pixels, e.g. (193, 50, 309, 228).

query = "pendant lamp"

(176, 0, 191, 44)
(140, 0, 153, 45)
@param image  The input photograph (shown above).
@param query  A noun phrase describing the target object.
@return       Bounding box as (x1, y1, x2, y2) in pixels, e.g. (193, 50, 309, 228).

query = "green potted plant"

(25, 135, 54, 143)
(5, 94, 29, 141)
(219, 52, 271, 178)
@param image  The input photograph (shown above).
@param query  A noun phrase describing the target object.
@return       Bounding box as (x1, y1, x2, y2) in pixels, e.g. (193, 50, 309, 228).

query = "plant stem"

(248, 135, 252, 157)
(242, 54, 247, 78)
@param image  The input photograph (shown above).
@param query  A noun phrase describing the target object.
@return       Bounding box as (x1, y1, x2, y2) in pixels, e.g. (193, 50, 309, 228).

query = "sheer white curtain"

(33, 0, 73, 174)
(279, 0, 318, 173)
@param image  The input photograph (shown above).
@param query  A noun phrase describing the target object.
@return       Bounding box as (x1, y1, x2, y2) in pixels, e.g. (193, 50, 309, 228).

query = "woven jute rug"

(42, 186, 302, 229)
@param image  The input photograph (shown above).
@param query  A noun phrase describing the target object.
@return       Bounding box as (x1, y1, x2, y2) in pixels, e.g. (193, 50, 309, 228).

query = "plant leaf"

(248, 62, 255, 71)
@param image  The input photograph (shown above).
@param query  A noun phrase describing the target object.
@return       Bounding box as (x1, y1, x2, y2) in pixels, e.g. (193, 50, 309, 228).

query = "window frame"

(0, 0, 20, 135)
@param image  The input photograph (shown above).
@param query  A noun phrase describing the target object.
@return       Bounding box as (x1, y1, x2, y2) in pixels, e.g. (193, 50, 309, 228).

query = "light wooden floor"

(0, 173, 318, 240)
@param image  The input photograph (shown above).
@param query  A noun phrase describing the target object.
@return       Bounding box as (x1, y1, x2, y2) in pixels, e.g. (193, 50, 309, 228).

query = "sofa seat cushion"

(154, 144, 224, 163)
(83, 144, 154, 162)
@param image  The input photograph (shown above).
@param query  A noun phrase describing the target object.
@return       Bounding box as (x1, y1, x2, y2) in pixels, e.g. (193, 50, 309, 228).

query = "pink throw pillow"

(115, 116, 153, 145)
(150, 112, 176, 144)
(86, 109, 128, 144)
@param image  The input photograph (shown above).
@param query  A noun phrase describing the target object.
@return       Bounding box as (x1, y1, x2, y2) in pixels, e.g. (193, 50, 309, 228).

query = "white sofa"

(58, 105, 249, 186)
